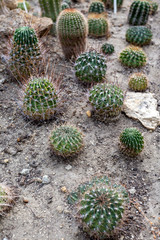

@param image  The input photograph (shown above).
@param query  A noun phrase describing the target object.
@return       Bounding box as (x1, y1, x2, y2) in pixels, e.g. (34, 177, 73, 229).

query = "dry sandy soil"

(0, 0, 160, 239)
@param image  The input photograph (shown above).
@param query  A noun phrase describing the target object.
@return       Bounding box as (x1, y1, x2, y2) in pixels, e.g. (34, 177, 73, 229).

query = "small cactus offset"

(57, 9, 88, 60)
(0, 184, 15, 216)
(88, 14, 109, 38)
(101, 43, 114, 55)
(119, 128, 144, 157)
(88, 1, 105, 14)
(119, 46, 147, 68)
(61, 1, 69, 10)
(74, 51, 107, 83)
(89, 83, 124, 121)
(128, 0, 150, 25)
(22, 77, 58, 121)
(126, 26, 152, 46)
(17, 1, 31, 11)
(49, 125, 84, 157)
(129, 72, 148, 91)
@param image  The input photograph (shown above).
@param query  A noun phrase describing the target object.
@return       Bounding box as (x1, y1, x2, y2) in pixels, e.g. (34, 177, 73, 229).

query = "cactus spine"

(126, 26, 152, 46)
(57, 9, 88, 60)
(128, 72, 148, 91)
(88, 14, 109, 38)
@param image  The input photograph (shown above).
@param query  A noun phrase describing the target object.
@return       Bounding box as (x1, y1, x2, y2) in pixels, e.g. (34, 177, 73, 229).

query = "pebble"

(23, 198, 29, 203)
(3, 238, 8, 240)
(61, 186, 67, 193)
(128, 187, 136, 194)
(56, 206, 63, 213)
(3, 159, 9, 163)
(42, 175, 50, 184)
(20, 169, 30, 176)
(65, 165, 72, 171)
(86, 110, 91, 117)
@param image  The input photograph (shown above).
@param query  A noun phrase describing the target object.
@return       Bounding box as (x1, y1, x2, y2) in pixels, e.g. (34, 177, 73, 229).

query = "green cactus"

(9, 26, 42, 80)
(128, 72, 148, 91)
(126, 26, 152, 46)
(0, 184, 14, 216)
(101, 43, 114, 55)
(74, 51, 107, 83)
(49, 125, 84, 157)
(88, 14, 109, 38)
(128, 0, 150, 25)
(89, 83, 124, 121)
(149, 1, 158, 14)
(56, 9, 88, 60)
(22, 77, 58, 121)
(120, 128, 144, 157)
(89, 1, 105, 14)
(39, 0, 61, 22)
(61, 1, 69, 10)
(63, 0, 72, 6)
(17, 1, 31, 11)
(119, 46, 147, 68)
(102, 0, 123, 8)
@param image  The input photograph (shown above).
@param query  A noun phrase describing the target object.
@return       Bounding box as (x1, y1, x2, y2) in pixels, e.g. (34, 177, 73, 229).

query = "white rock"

(123, 92, 160, 130)
(42, 175, 50, 184)
(56, 206, 63, 213)
(65, 165, 72, 171)
(20, 168, 30, 175)
(128, 187, 136, 194)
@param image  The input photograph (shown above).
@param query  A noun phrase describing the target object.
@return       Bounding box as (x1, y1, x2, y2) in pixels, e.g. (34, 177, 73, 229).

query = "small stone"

(65, 165, 72, 171)
(128, 187, 136, 194)
(3, 237, 9, 240)
(34, 178, 42, 183)
(23, 198, 29, 203)
(61, 186, 67, 193)
(42, 175, 50, 184)
(56, 206, 63, 213)
(86, 110, 91, 117)
(3, 159, 9, 163)
(20, 169, 30, 176)
(4, 147, 17, 156)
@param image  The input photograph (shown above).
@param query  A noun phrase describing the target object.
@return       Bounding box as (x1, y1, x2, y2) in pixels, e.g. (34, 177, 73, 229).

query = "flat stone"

(42, 175, 50, 184)
(65, 165, 72, 171)
(20, 168, 30, 175)
(123, 92, 160, 130)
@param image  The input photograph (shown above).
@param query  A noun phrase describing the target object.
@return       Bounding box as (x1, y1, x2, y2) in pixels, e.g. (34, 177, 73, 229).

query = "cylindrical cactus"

(128, 0, 150, 25)
(102, 0, 123, 8)
(0, 184, 14, 216)
(74, 51, 107, 83)
(101, 43, 114, 55)
(126, 26, 152, 46)
(17, 1, 31, 11)
(88, 14, 109, 38)
(61, 1, 69, 10)
(22, 77, 58, 120)
(88, 1, 105, 14)
(119, 46, 147, 68)
(49, 125, 84, 157)
(89, 83, 124, 121)
(56, 9, 88, 60)
(128, 72, 148, 91)
(38, 0, 61, 22)
(119, 128, 144, 157)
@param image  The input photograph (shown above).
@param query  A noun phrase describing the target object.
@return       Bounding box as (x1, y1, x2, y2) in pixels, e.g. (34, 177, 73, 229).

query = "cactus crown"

(13, 26, 38, 46)
(22, 77, 58, 120)
(50, 125, 84, 157)
(120, 128, 144, 156)
(129, 72, 148, 91)
(119, 46, 147, 68)
(75, 51, 107, 83)
(101, 43, 114, 55)
(126, 26, 152, 46)
(88, 15, 108, 37)
(89, 1, 105, 14)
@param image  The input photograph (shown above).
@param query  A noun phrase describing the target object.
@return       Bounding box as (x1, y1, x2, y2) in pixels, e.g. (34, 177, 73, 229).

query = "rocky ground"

(0, 0, 160, 240)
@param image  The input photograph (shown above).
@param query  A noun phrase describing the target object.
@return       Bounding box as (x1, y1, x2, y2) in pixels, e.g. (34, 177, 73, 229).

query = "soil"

(0, 0, 160, 240)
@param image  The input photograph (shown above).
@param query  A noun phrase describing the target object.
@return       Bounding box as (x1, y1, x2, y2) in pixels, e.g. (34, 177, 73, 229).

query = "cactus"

(22, 77, 58, 121)
(89, 83, 124, 121)
(74, 51, 107, 83)
(149, 1, 158, 14)
(9, 26, 42, 80)
(128, 72, 148, 91)
(17, 1, 31, 11)
(88, 1, 105, 14)
(61, 1, 69, 10)
(63, 0, 72, 6)
(126, 26, 152, 46)
(0, 184, 14, 216)
(101, 43, 114, 55)
(88, 14, 109, 38)
(56, 9, 88, 60)
(119, 46, 147, 68)
(102, 0, 123, 9)
(49, 125, 84, 157)
(128, 0, 150, 25)
(120, 128, 144, 157)
(38, 0, 61, 22)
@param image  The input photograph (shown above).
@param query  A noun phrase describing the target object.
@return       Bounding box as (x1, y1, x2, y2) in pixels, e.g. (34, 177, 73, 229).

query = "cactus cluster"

(89, 83, 124, 121)
(88, 1, 105, 14)
(0, 184, 14, 216)
(57, 9, 88, 60)
(128, 0, 150, 25)
(22, 77, 58, 121)
(128, 72, 148, 91)
(17, 1, 31, 11)
(74, 51, 107, 83)
(102, 0, 123, 9)
(88, 14, 109, 38)
(126, 26, 152, 46)
(119, 46, 147, 68)
(49, 125, 84, 157)
(120, 128, 144, 157)
(101, 43, 114, 55)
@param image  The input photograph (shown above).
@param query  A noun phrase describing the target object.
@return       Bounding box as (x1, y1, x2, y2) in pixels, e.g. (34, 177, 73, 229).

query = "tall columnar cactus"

(88, 1, 105, 14)
(38, 0, 61, 23)
(128, 0, 150, 25)
(49, 125, 84, 157)
(9, 26, 42, 80)
(74, 51, 107, 83)
(22, 77, 58, 120)
(89, 83, 124, 121)
(126, 26, 152, 46)
(0, 184, 14, 216)
(128, 72, 148, 91)
(57, 9, 88, 60)
(119, 128, 144, 157)
(102, 0, 123, 8)
(88, 14, 109, 38)
(101, 43, 114, 55)
(119, 46, 147, 68)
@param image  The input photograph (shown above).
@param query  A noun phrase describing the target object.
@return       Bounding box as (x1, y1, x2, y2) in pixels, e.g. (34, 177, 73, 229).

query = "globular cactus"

(88, 1, 105, 14)
(102, 0, 123, 9)
(126, 26, 152, 46)
(74, 51, 107, 83)
(128, 0, 150, 25)
(89, 83, 124, 121)
(88, 14, 109, 38)
(149, 1, 158, 14)
(17, 1, 31, 11)
(22, 77, 58, 121)
(49, 125, 84, 157)
(119, 46, 147, 68)
(128, 72, 148, 91)
(38, 0, 61, 22)
(119, 128, 144, 157)
(101, 43, 114, 55)
(0, 184, 15, 216)
(61, 1, 69, 10)
(9, 26, 42, 80)
(56, 9, 88, 60)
